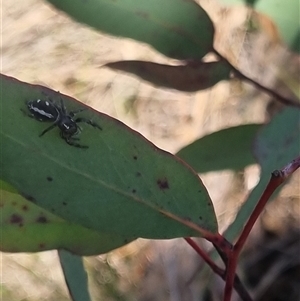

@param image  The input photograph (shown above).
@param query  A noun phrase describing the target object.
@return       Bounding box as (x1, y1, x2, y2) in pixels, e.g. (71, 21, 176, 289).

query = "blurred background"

(1, 0, 299, 300)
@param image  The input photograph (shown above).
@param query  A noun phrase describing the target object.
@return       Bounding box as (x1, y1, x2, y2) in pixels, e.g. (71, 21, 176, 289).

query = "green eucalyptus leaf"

(224, 107, 300, 240)
(177, 124, 262, 172)
(0, 189, 134, 255)
(58, 250, 91, 301)
(46, 0, 214, 59)
(0, 74, 218, 241)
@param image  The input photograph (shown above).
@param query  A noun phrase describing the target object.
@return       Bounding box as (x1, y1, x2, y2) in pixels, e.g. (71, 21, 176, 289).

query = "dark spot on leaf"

(22, 205, 28, 211)
(136, 172, 141, 177)
(39, 243, 46, 249)
(133, 155, 138, 160)
(199, 216, 203, 220)
(124, 239, 129, 243)
(47, 176, 53, 182)
(62, 202, 67, 206)
(22, 193, 37, 203)
(132, 189, 136, 193)
(12, 201, 17, 206)
(36, 216, 48, 223)
(10, 214, 23, 225)
(136, 10, 149, 19)
(157, 177, 169, 190)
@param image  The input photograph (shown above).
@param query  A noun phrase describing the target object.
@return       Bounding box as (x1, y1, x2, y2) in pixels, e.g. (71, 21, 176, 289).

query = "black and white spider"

(25, 97, 102, 148)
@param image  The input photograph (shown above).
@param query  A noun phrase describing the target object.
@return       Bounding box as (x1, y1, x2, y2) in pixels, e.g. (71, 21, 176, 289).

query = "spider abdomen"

(27, 99, 59, 122)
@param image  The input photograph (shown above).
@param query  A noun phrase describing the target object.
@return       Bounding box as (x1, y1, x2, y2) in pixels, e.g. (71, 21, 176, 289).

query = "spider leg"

(66, 139, 88, 148)
(66, 136, 88, 148)
(39, 123, 58, 137)
(21, 108, 36, 119)
(74, 117, 102, 130)
(69, 108, 86, 118)
(59, 97, 67, 115)
(60, 132, 88, 148)
(58, 96, 86, 118)
(60, 131, 80, 141)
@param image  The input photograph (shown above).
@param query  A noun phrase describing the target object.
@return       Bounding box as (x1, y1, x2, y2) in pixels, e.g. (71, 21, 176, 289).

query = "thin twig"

(213, 49, 300, 109)
(185, 238, 253, 301)
(185, 237, 224, 275)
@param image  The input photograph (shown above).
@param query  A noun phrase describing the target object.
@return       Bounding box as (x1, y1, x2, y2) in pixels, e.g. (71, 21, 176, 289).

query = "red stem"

(224, 156, 300, 301)
(223, 254, 237, 301)
(186, 156, 300, 301)
(223, 174, 283, 300)
(234, 173, 283, 254)
(236, 155, 300, 255)
(185, 237, 224, 275)
(185, 237, 253, 301)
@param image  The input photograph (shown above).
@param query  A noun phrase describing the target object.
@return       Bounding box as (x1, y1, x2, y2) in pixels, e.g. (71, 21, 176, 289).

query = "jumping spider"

(25, 96, 102, 148)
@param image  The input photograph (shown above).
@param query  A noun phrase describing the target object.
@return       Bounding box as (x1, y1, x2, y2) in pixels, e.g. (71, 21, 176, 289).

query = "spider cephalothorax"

(25, 97, 102, 148)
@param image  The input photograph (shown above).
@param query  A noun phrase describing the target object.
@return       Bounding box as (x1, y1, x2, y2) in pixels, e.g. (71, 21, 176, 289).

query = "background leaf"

(58, 250, 91, 301)
(0, 74, 218, 240)
(105, 60, 231, 92)
(46, 0, 215, 60)
(176, 124, 262, 173)
(218, 0, 300, 52)
(0, 189, 135, 255)
(224, 107, 300, 240)
(255, 0, 300, 53)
